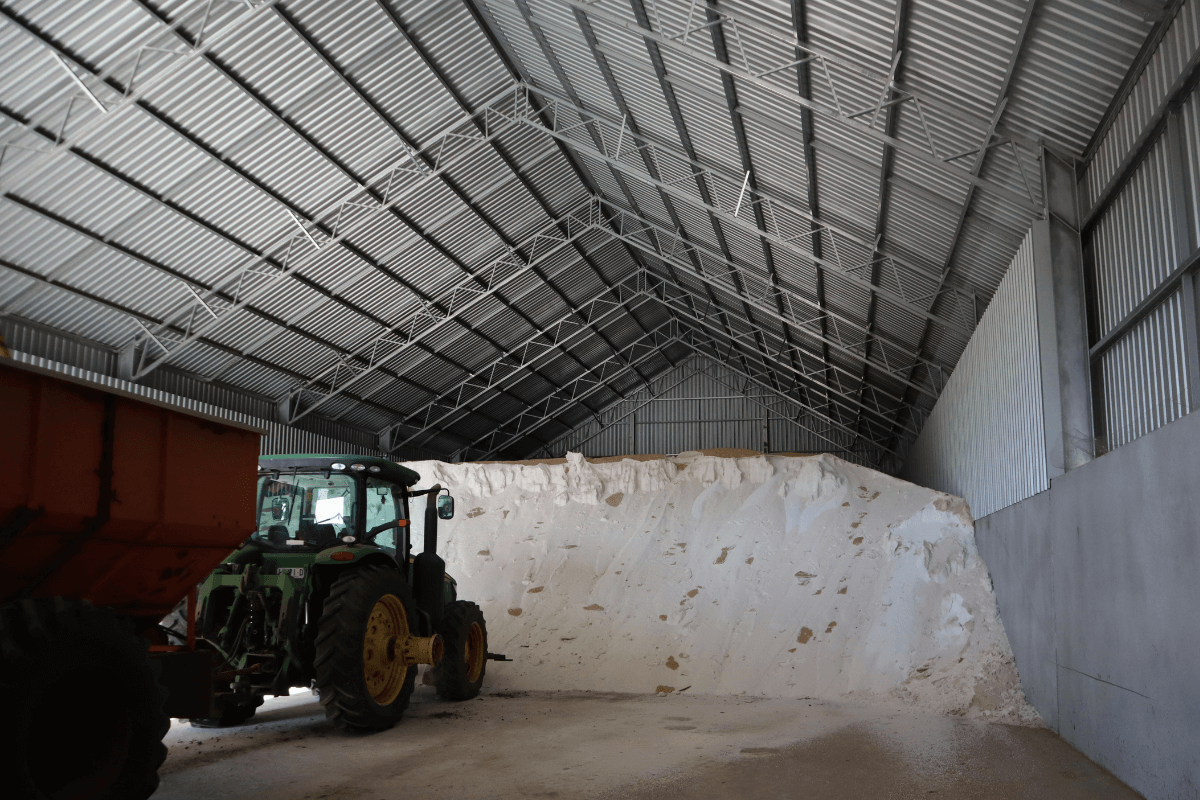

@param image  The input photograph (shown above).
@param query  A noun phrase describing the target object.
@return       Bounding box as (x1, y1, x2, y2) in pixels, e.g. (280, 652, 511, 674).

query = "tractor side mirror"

(436, 494, 454, 520)
(271, 497, 288, 521)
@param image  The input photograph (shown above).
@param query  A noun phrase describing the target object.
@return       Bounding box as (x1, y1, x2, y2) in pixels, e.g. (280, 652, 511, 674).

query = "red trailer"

(0, 357, 264, 799)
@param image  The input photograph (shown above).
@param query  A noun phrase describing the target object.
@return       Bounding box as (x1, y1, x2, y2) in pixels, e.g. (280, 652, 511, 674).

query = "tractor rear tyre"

(313, 566, 417, 730)
(432, 601, 488, 701)
(0, 598, 169, 800)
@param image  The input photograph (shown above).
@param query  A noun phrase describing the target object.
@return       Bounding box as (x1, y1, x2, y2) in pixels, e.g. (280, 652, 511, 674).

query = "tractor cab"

(251, 455, 453, 556)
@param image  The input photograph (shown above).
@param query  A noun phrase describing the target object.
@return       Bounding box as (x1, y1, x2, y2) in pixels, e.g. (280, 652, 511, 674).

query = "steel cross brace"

(563, 0, 1044, 212)
(378, 273, 652, 454)
(471, 320, 681, 459)
(595, 199, 947, 398)
(277, 195, 607, 424)
(514, 84, 977, 342)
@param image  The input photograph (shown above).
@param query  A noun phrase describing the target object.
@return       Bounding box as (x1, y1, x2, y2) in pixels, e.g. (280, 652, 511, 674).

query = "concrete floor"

(157, 688, 1140, 799)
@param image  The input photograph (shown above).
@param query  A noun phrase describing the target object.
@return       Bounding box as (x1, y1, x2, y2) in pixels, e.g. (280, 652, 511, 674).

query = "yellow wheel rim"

(362, 594, 409, 706)
(465, 621, 485, 683)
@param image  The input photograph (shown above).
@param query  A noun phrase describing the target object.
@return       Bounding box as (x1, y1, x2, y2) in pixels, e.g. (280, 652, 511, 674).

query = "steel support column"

(1034, 148, 1094, 477)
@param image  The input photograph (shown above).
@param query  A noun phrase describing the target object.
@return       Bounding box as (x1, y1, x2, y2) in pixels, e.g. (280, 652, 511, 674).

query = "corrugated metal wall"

(538, 356, 848, 460)
(1097, 289, 1191, 449)
(1086, 86, 1200, 452)
(1081, 0, 1200, 210)
(902, 228, 1049, 518)
(1, 315, 116, 375)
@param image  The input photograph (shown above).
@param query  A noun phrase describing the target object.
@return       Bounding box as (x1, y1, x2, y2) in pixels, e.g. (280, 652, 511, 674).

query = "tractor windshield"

(254, 472, 358, 548)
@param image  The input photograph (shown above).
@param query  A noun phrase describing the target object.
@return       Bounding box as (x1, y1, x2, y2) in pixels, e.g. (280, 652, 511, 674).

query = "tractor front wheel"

(432, 601, 488, 701)
(190, 695, 263, 728)
(313, 566, 417, 730)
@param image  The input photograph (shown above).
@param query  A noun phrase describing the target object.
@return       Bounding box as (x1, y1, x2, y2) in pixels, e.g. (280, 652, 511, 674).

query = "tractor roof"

(258, 454, 422, 487)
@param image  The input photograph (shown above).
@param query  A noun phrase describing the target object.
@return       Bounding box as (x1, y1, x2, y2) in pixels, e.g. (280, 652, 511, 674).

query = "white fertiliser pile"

(405, 452, 1038, 724)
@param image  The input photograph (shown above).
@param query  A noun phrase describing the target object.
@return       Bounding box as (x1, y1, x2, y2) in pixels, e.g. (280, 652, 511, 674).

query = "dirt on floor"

(156, 689, 1139, 800)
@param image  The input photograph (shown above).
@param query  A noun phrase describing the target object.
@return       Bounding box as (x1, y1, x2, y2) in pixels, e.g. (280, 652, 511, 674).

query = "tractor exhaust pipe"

(423, 483, 441, 555)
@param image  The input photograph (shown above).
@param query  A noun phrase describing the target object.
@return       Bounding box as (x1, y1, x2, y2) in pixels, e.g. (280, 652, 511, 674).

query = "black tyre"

(432, 601, 488, 701)
(190, 695, 262, 728)
(0, 597, 169, 800)
(313, 566, 417, 730)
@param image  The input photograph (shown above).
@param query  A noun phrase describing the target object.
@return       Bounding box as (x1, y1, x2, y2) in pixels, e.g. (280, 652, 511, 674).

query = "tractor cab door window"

(365, 478, 404, 553)
(255, 473, 357, 547)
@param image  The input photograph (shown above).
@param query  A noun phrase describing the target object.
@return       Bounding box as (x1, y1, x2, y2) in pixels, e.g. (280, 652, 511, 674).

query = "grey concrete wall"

(975, 410, 1200, 799)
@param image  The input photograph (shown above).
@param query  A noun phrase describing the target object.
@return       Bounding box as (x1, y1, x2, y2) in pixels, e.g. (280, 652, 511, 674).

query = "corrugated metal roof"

(0, 0, 1167, 468)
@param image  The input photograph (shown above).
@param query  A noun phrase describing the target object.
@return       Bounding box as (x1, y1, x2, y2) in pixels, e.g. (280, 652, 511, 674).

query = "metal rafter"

(277, 197, 625, 422)
(515, 83, 973, 348)
(465, 0, 773, 410)
(600, 200, 941, 401)
(702, 0, 812, 393)
(0, 253, 502, 435)
(571, 0, 771, 396)
(126, 1, 632, 407)
(788, 0, 834, 399)
(622, 0, 802, 398)
(562, 0, 1045, 211)
(852, 0, 910, 450)
(1, 193, 538, 430)
(643, 274, 913, 444)
(271, 2, 645, 410)
(0, 2, 553, 387)
(0, 0, 281, 183)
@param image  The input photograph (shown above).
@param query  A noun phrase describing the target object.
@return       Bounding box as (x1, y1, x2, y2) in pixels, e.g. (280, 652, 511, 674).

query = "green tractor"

(191, 454, 498, 730)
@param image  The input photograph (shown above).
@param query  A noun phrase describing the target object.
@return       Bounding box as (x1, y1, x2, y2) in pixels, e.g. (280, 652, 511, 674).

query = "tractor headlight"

(342, 536, 356, 543)
(330, 462, 346, 470)
(368, 465, 381, 473)
(350, 463, 366, 471)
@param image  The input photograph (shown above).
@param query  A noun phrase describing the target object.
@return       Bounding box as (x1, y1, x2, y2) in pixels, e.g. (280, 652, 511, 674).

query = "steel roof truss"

(647, 278, 920, 442)
(533, 354, 882, 466)
(472, 320, 680, 459)
(279, 196, 608, 423)
(128, 84, 530, 381)
(380, 273, 652, 453)
(0, 0, 280, 183)
(601, 199, 946, 397)
(516, 85, 976, 341)
(565, 0, 1043, 212)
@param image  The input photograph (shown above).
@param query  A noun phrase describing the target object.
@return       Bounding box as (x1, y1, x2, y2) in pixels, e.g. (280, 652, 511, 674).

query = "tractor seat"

(300, 523, 338, 547)
(266, 525, 289, 545)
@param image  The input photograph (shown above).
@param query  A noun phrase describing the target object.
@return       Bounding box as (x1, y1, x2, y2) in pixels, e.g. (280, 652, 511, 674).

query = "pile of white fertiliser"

(404, 452, 1038, 724)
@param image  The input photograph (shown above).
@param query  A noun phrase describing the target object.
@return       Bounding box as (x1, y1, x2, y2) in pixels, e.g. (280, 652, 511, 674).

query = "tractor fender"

(313, 546, 398, 569)
(313, 549, 406, 589)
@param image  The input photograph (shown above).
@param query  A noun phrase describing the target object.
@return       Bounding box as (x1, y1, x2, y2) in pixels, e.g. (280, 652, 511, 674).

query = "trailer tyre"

(432, 601, 488, 701)
(0, 597, 169, 800)
(314, 566, 417, 730)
